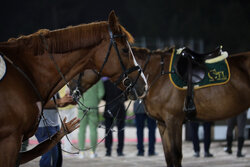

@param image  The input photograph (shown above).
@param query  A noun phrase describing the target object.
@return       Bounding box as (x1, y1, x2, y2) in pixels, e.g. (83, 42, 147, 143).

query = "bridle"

(40, 25, 147, 101)
(93, 26, 147, 96)
(69, 26, 148, 101)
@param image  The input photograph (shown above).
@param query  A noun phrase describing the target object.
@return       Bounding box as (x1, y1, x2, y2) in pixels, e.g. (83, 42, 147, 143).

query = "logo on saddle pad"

(208, 69, 228, 81)
(0, 54, 7, 81)
(169, 48, 231, 90)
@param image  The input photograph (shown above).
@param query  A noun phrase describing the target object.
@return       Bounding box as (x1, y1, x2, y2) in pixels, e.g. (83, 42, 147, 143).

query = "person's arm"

(20, 117, 80, 164)
(44, 95, 75, 109)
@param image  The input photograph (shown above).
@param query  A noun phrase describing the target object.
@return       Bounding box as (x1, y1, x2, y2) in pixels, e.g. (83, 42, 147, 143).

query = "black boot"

(225, 135, 233, 154)
(105, 148, 111, 156)
(237, 137, 245, 158)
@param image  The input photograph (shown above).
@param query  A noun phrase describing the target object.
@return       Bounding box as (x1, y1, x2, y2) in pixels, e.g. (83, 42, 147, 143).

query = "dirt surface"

(20, 127, 250, 167)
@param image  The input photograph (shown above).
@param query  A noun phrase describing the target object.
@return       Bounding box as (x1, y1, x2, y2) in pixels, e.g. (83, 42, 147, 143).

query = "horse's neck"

(32, 50, 94, 100)
(5, 23, 109, 101)
(1, 44, 95, 102)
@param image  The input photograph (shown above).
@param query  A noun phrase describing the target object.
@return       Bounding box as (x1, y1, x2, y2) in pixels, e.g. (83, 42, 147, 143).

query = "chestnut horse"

(133, 47, 250, 167)
(0, 11, 148, 166)
(74, 47, 249, 167)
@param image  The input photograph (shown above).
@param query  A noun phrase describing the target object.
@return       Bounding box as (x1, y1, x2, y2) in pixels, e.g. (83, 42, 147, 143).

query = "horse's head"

(93, 11, 148, 100)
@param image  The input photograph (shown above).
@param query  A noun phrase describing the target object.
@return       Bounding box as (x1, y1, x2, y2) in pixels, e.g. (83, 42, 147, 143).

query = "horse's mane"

(132, 47, 151, 60)
(3, 21, 134, 55)
(132, 46, 175, 60)
(120, 26, 134, 44)
(151, 46, 175, 55)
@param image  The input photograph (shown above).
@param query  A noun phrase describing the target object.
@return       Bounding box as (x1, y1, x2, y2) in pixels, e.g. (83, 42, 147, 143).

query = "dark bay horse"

(0, 11, 148, 166)
(69, 47, 249, 167)
(133, 47, 250, 167)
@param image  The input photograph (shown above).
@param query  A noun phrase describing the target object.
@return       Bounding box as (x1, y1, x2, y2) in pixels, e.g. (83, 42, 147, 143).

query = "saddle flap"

(174, 53, 206, 83)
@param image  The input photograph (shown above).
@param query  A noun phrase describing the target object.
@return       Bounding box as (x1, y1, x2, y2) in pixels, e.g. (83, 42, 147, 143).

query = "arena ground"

(20, 127, 250, 167)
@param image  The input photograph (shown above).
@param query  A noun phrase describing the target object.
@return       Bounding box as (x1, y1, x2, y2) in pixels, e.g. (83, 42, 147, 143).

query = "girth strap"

(183, 56, 197, 120)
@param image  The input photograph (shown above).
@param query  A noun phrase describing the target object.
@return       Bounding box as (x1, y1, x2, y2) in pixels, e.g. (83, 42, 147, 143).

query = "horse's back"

(229, 52, 250, 80)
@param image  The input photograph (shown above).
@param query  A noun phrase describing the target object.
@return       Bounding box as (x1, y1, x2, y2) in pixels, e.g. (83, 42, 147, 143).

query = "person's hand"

(58, 95, 75, 107)
(60, 117, 80, 135)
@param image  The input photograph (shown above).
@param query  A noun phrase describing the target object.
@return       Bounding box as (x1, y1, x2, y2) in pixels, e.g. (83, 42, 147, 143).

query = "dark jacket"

(103, 80, 126, 119)
(133, 100, 146, 114)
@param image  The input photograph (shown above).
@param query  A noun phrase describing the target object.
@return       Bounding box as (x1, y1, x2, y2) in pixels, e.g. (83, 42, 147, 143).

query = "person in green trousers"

(78, 80, 104, 159)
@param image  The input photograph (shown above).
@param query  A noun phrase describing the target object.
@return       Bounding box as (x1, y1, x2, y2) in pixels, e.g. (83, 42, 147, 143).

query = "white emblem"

(0, 54, 6, 81)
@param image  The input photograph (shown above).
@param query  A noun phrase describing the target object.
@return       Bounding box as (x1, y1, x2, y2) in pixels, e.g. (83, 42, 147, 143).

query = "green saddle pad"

(169, 48, 231, 90)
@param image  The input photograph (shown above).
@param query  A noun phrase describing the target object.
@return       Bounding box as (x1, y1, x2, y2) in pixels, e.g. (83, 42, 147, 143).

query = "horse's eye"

(122, 48, 129, 53)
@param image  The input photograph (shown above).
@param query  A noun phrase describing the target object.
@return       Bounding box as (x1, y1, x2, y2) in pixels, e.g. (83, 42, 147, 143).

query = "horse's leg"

(157, 118, 183, 167)
(0, 133, 22, 167)
(158, 122, 173, 167)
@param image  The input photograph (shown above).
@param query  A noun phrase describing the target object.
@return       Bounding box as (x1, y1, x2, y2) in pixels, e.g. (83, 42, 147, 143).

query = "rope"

(41, 85, 131, 154)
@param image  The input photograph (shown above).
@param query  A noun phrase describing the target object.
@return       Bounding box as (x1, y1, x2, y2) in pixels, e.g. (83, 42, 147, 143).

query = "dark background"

(1, 0, 249, 54)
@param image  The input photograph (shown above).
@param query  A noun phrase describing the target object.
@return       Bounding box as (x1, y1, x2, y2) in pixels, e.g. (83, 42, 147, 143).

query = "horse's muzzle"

(126, 87, 138, 100)
(123, 76, 147, 100)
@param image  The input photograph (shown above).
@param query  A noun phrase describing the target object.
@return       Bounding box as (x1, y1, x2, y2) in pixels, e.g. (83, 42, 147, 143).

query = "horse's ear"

(108, 10, 120, 33)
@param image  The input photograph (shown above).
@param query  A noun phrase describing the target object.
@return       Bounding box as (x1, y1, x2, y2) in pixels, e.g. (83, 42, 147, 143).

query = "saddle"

(173, 46, 228, 120)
